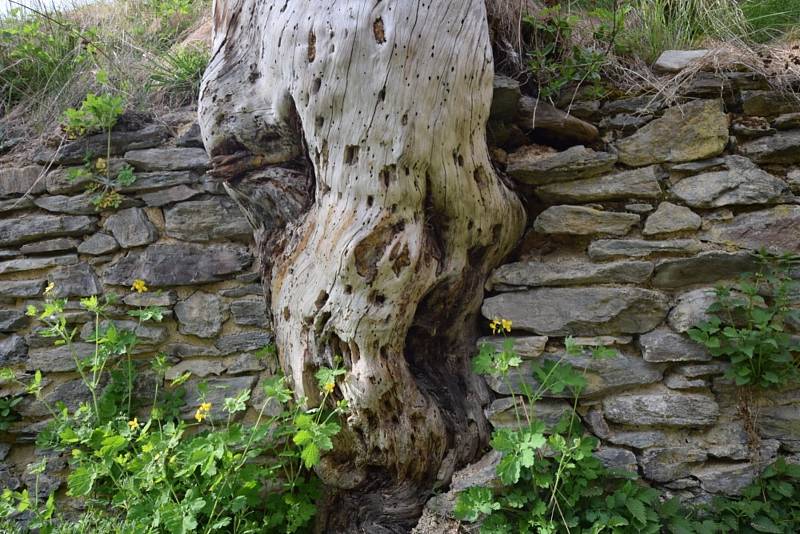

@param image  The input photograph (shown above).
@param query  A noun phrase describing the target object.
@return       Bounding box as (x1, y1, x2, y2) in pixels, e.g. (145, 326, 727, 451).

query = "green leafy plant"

(0, 280, 347, 533)
(62, 85, 137, 210)
(0, 396, 22, 432)
(457, 322, 678, 533)
(688, 252, 800, 389)
(149, 46, 209, 105)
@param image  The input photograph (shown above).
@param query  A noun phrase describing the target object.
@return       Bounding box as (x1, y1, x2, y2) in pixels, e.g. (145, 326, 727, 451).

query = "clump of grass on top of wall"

(0, 0, 210, 140)
(741, 0, 800, 42)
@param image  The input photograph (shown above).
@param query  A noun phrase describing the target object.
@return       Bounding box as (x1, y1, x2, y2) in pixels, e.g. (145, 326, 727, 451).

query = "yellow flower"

(95, 158, 107, 171)
(490, 318, 513, 334)
(44, 281, 55, 296)
(131, 279, 148, 293)
(323, 381, 335, 394)
(128, 418, 139, 431)
(194, 402, 212, 422)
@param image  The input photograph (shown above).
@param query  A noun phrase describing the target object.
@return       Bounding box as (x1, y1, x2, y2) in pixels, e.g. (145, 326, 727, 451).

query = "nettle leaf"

(625, 498, 647, 525)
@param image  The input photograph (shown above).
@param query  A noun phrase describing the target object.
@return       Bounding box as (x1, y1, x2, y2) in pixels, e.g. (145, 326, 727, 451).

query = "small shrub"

(149, 46, 210, 105)
(688, 252, 800, 389)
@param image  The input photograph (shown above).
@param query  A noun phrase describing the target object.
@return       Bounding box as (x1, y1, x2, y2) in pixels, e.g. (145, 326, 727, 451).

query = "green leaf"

(67, 466, 96, 497)
(300, 443, 320, 468)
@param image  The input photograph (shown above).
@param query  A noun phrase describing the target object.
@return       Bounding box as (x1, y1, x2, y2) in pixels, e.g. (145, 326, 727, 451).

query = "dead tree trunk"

(198, 1, 525, 531)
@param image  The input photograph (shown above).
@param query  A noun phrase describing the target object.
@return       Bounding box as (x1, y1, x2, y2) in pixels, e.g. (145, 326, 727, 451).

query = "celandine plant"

(0, 281, 347, 534)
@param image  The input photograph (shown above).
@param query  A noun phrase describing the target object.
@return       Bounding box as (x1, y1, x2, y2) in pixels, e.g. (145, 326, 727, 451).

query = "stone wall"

(0, 110, 274, 494)
(474, 69, 800, 504)
(1, 64, 800, 508)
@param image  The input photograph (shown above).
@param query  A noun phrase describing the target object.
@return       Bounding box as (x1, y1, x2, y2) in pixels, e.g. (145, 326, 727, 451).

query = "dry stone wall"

(0, 110, 274, 494)
(1, 65, 800, 509)
(473, 69, 800, 505)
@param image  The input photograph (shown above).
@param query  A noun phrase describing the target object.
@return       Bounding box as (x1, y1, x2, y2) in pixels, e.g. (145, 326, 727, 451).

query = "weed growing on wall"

(0, 282, 347, 533)
(688, 252, 800, 389)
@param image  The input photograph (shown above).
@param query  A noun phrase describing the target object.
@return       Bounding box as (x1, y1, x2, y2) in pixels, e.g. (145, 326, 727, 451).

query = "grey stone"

(33, 193, 137, 215)
(602, 95, 665, 115)
(102, 243, 252, 287)
(608, 430, 671, 450)
(669, 157, 727, 176)
(741, 90, 800, 117)
(45, 166, 94, 195)
(675, 362, 730, 378)
(599, 113, 654, 133)
(534, 165, 663, 203)
(175, 292, 226, 338)
(757, 404, 800, 452)
(165, 359, 226, 380)
(125, 148, 209, 172)
(19, 238, 79, 255)
(0, 196, 34, 214)
(17, 378, 95, 418)
(117, 171, 199, 192)
(643, 202, 702, 235)
(701, 205, 800, 254)
(230, 298, 268, 327)
(80, 320, 167, 346)
(0, 254, 78, 275)
(789, 170, 800, 193)
(692, 462, 764, 495)
(477, 336, 548, 359)
(740, 130, 800, 164)
(182, 375, 257, 422)
(0, 165, 45, 197)
(0, 335, 27, 364)
(534, 206, 639, 236)
(571, 336, 632, 346)
(219, 284, 264, 298)
(176, 122, 204, 148)
(604, 385, 719, 427)
(35, 124, 169, 165)
(653, 50, 710, 72)
(652, 251, 759, 289)
(103, 208, 158, 248)
(227, 354, 270, 375)
(664, 373, 708, 389)
(163, 343, 221, 359)
(668, 288, 717, 332)
(138, 185, 200, 207)
(26, 342, 97, 372)
(216, 332, 274, 355)
(616, 99, 729, 167)
(122, 290, 177, 307)
(625, 203, 654, 213)
(0, 214, 96, 247)
(77, 233, 119, 256)
(506, 145, 617, 186)
(490, 76, 521, 122)
(0, 280, 44, 299)
(486, 350, 664, 398)
(482, 287, 669, 336)
(485, 397, 571, 431)
(487, 259, 653, 290)
(595, 446, 638, 472)
(640, 447, 707, 482)
(165, 198, 250, 242)
(47, 263, 103, 298)
(773, 112, 800, 130)
(640, 327, 711, 363)
(671, 158, 792, 208)
(588, 239, 702, 261)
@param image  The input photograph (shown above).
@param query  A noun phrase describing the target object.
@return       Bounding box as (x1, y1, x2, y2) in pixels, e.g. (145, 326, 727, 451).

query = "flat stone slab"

(485, 397, 572, 431)
(640, 447, 708, 482)
(485, 349, 664, 398)
(104, 207, 159, 248)
(165, 198, 250, 242)
(616, 99, 729, 167)
(482, 287, 669, 336)
(643, 202, 701, 235)
(27, 342, 97, 372)
(506, 145, 616, 186)
(588, 239, 702, 261)
(19, 238, 79, 255)
(487, 259, 653, 290)
(640, 326, 711, 363)
(47, 263, 103, 298)
(175, 292, 226, 338)
(534, 206, 639, 236)
(0, 165, 45, 198)
(668, 288, 717, 333)
(36, 125, 169, 165)
(653, 50, 710, 72)
(652, 251, 759, 289)
(102, 243, 253, 287)
(77, 233, 119, 256)
(124, 148, 209, 172)
(700, 205, 800, 254)
(603, 385, 719, 427)
(0, 214, 97, 247)
(740, 130, 800, 164)
(476, 336, 548, 359)
(741, 90, 800, 117)
(0, 254, 78, 275)
(534, 165, 663, 203)
(0, 280, 44, 299)
(671, 157, 793, 208)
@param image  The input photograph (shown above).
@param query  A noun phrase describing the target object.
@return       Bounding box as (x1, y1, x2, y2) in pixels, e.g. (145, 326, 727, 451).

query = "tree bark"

(198, 1, 525, 531)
